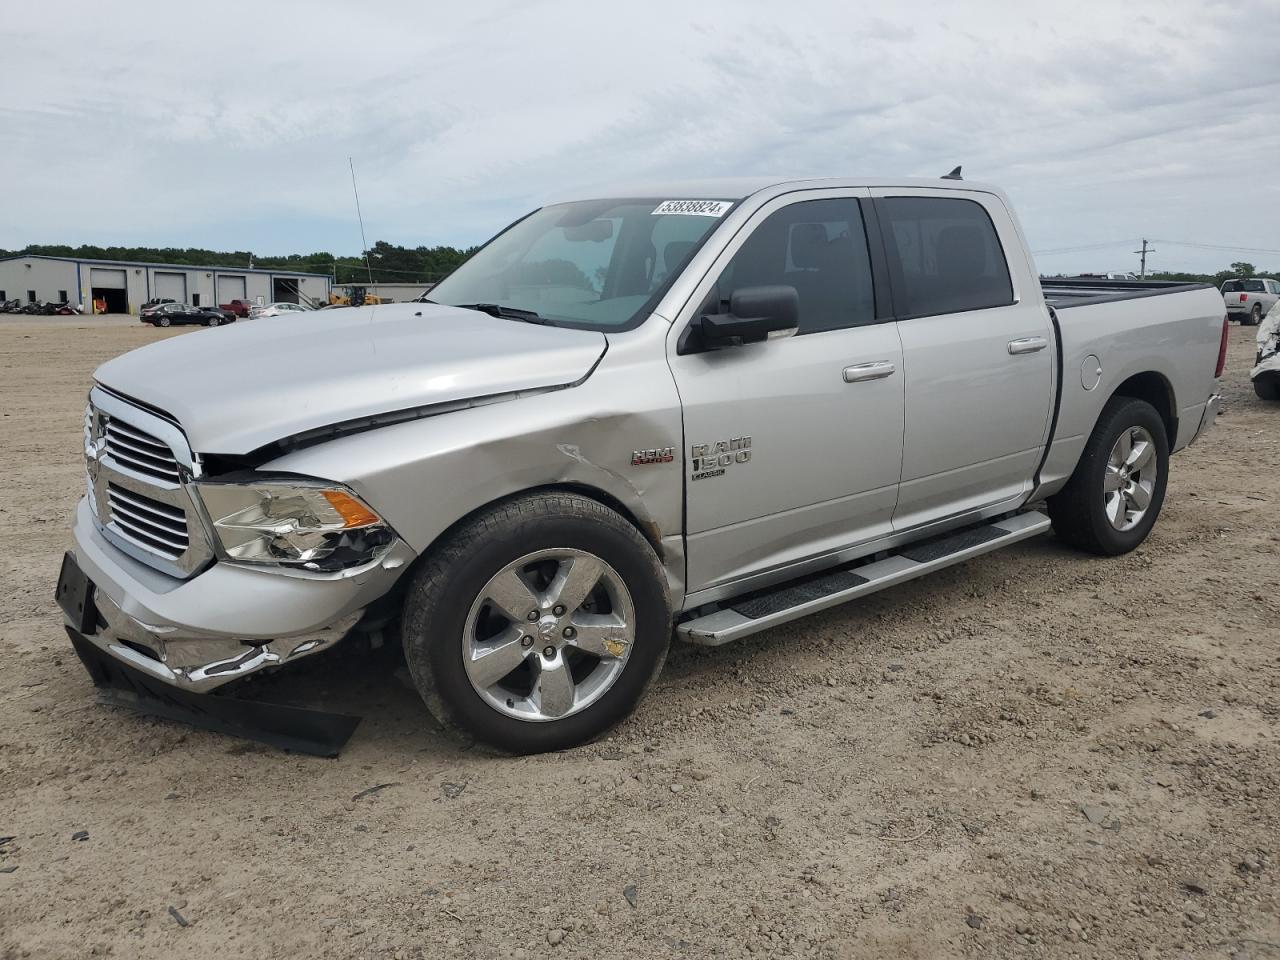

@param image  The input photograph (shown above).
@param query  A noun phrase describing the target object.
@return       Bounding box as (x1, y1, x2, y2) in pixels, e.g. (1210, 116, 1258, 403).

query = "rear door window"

(877, 196, 1014, 318)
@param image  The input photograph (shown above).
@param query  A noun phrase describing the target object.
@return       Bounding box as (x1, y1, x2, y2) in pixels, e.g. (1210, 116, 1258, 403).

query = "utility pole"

(1133, 239, 1154, 279)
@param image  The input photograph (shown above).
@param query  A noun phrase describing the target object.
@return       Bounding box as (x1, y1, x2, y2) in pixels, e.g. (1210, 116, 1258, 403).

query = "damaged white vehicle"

(57, 175, 1226, 754)
(1251, 302, 1280, 401)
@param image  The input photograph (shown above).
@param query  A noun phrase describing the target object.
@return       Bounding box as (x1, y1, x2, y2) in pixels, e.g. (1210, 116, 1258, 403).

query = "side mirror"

(697, 285, 799, 350)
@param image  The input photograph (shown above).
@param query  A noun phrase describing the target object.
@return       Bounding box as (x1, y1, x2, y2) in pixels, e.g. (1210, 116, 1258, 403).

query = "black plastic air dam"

(66, 628, 361, 757)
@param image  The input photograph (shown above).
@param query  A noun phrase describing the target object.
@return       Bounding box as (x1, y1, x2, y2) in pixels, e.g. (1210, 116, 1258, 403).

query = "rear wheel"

(157, 316, 170, 327)
(1048, 397, 1169, 555)
(1250, 303, 1263, 326)
(402, 493, 672, 753)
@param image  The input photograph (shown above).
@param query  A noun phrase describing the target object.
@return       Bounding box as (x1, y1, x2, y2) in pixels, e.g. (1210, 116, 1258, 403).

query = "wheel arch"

(1110, 370, 1177, 447)
(367, 482, 672, 629)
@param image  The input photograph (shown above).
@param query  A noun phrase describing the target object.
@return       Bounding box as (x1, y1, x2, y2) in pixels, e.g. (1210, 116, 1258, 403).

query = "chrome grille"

(106, 483, 189, 560)
(103, 416, 181, 484)
(86, 386, 213, 578)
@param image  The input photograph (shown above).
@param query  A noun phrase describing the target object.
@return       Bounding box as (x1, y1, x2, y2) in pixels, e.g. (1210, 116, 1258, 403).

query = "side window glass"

(878, 196, 1014, 317)
(714, 198, 876, 334)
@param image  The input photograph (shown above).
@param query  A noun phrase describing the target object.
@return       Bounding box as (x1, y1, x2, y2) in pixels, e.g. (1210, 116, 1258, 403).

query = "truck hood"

(94, 303, 608, 455)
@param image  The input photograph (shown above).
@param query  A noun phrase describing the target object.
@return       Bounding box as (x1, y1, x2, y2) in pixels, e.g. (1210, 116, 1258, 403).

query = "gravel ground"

(0, 316, 1276, 960)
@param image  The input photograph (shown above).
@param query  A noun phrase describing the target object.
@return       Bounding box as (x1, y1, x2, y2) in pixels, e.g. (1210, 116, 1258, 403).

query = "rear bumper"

(1191, 393, 1221, 443)
(66, 497, 415, 692)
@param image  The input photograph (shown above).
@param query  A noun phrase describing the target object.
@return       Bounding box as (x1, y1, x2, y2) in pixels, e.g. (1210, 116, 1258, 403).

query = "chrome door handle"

(1008, 337, 1048, 355)
(843, 361, 896, 383)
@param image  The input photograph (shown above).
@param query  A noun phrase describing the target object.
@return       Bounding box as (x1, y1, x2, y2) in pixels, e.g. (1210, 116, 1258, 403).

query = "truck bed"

(1040, 278, 1213, 310)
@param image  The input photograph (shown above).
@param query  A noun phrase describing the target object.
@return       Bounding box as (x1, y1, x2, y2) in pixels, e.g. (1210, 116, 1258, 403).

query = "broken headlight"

(197, 480, 395, 572)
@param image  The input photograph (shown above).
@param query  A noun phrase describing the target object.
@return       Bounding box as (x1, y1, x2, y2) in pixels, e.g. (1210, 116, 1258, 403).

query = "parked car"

(1251, 301, 1280, 401)
(219, 298, 255, 318)
(250, 301, 311, 319)
(1221, 277, 1279, 326)
(140, 301, 235, 327)
(59, 175, 1225, 756)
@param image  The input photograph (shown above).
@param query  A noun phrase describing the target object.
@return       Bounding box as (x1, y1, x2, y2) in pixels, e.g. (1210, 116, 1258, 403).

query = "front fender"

(265, 324, 687, 604)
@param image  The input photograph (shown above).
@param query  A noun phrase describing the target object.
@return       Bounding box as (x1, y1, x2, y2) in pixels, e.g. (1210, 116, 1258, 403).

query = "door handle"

(843, 361, 896, 383)
(1007, 337, 1048, 355)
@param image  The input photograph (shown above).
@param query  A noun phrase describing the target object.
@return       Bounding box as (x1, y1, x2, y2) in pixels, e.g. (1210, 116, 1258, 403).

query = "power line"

(1150, 238, 1280, 256)
(1032, 240, 1139, 256)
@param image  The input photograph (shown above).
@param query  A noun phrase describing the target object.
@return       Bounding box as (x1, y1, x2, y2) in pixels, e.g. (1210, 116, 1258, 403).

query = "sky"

(1, 0, 1278, 275)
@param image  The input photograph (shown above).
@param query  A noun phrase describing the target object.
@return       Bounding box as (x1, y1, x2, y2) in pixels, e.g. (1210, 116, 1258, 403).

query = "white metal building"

(0, 255, 331, 314)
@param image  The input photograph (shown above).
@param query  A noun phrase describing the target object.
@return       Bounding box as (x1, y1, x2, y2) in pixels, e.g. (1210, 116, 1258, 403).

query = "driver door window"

(712, 198, 876, 334)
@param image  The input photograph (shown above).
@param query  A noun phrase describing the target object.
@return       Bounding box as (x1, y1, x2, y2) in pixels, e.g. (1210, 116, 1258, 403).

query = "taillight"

(1215, 315, 1229, 378)
(1240, 293, 1248, 302)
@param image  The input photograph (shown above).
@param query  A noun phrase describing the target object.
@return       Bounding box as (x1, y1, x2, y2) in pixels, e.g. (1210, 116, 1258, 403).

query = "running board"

(676, 511, 1050, 647)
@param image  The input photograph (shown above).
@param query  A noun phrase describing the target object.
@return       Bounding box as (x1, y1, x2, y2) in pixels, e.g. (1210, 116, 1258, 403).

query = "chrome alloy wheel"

(461, 549, 635, 722)
(1104, 425, 1157, 531)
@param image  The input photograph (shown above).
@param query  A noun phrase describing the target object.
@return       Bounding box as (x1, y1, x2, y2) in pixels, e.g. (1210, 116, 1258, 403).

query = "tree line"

(0, 239, 477, 286)
(1148, 262, 1278, 287)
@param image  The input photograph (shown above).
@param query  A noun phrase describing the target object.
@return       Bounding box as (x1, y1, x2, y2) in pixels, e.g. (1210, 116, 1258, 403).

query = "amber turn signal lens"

(321, 489, 381, 528)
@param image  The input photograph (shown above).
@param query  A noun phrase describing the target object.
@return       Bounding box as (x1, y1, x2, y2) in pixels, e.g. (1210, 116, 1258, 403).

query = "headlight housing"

(197, 479, 395, 572)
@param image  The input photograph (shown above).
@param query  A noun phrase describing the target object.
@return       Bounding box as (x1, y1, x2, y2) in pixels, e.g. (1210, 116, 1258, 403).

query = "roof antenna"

(941, 166, 963, 180)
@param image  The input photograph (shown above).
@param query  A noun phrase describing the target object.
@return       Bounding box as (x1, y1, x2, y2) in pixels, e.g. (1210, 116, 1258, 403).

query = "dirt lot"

(0, 316, 1276, 960)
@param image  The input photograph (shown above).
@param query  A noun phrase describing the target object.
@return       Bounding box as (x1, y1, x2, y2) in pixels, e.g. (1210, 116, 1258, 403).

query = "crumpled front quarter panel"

(265, 321, 688, 602)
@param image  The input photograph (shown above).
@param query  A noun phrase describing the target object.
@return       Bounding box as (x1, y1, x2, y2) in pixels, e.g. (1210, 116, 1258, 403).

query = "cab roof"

(553, 176, 1006, 204)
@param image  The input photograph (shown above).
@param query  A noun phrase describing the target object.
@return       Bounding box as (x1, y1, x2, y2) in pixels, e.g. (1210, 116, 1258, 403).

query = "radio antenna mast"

(349, 157, 375, 292)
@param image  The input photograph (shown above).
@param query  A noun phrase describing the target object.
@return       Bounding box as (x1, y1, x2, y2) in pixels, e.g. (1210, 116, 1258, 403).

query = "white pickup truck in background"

(61, 174, 1228, 753)
(1222, 277, 1280, 325)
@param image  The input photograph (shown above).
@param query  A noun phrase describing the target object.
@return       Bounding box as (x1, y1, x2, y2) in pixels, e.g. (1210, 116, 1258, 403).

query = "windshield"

(428, 198, 734, 330)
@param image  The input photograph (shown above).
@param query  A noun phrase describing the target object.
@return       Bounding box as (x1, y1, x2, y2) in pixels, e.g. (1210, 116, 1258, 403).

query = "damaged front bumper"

(63, 497, 416, 694)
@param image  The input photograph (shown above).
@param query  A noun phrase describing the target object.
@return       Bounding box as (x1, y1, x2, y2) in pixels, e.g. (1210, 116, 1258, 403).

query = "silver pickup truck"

(58, 176, 1227, 753)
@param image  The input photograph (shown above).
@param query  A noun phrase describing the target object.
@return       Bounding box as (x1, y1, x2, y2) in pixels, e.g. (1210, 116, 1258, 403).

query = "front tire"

(205, 316, 220, 326)
(1255, 376, 1280, 402)
(1048, 397, 1169, 555)
(157, 317, 171, 327)
(402, 493, 672, 753)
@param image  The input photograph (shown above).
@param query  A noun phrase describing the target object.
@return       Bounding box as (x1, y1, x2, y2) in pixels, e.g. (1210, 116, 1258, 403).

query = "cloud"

(1, 0, 1277, 273)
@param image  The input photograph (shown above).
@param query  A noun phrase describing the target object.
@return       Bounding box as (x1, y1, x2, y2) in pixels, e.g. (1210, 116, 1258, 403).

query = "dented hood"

(94, 303, 607, 454)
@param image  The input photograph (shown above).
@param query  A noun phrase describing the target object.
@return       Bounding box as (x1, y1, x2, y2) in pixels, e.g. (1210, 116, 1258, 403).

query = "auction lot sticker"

(652, 200, 733, 217)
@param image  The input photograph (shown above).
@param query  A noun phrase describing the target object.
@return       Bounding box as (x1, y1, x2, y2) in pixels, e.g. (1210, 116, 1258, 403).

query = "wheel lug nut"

(553, 605, 566, 616)
(563, 626, 576, 639)
(542, 646, 555, 659)
(520, 635, 533, 648)
(526, 611, 539, 622)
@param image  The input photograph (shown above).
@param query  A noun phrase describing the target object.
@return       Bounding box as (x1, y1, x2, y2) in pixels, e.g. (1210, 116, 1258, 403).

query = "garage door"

(216, 275, 246, 303)
(89, 268, 126, 289)
(154, 272, 187, 301)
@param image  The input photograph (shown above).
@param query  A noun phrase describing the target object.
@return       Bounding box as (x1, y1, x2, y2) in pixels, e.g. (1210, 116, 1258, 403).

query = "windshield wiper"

(456, 303, 555, 325)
